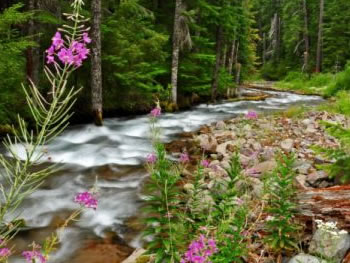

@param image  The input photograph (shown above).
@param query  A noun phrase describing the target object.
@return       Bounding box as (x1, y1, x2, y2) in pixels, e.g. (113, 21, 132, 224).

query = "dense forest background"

(1, 0, 350, 127)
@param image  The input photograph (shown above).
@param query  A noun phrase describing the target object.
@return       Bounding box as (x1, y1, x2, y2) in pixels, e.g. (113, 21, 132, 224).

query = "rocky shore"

(121, 109, 350, 263)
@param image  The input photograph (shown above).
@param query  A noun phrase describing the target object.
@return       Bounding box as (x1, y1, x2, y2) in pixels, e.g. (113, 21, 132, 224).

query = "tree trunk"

(302, 0, 310, 73)
(26, 0, 39, 86)
(211, 26, 224, 101)
(262, 33, 266, 65)
(316, 0, 324, 73)
(235, 63, 242, 97)
(297, 185, 350, 231)
(227, 40, 236, 75)
(171, 0, 182, 105)
(91, 0, 103, 126)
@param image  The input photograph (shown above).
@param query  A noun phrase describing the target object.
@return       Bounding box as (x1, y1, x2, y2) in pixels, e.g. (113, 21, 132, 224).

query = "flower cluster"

(146, 153, 157, 164)
(315, 219, 348, 237)
(46, 31, 91, 67)
(201, 159, 210, 168)
(245, 110, 258, 120)
(180, 152, 190, 164)
(181, 235, 218, 263)
(22, 250, 46, 263)
(0, 247, 11, 257)
(150, 107, 161, 118)
(74, 191, 98, 210)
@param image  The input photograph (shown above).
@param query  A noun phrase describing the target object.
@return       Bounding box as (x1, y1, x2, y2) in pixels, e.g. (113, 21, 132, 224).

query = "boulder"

(288, 254, 327, 263)
(309, 228, 350, 263)
(306, 171, 329, 187)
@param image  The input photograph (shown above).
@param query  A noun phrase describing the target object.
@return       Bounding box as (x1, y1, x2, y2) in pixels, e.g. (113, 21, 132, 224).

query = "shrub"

(325, 62, 350, 96)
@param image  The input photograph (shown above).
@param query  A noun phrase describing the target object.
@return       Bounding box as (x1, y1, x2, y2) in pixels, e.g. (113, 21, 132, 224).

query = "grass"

(276, 71, 335, 96)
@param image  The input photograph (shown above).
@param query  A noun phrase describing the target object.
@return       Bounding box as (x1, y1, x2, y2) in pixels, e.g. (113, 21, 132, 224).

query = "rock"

(295, 174, 309, 190)
(281, 138, 294, 151)
(184, 183, 195, 193)
(309, 228, 350, 263)
(293, 161, 312, 175)
(302, 119, 313, 127)
(252, 142, 262, 151)
(306, 124, 317, 133)
(121, 248, 147, 263)
(208, 165, 228, 178)
(197, 134, 218, 153)
(216, 142, 230, 155)
(249, 160, 277, 175)
(215, 121, 226, 130)
(306, 171, 329, 186)
(288, 254, 327, 263)
(261, 147, 275, 161)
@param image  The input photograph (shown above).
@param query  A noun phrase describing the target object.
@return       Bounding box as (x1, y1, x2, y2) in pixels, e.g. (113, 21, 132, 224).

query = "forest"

(1, 0, 350, 263)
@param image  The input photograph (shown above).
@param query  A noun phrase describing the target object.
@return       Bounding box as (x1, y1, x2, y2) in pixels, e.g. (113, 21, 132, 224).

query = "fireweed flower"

(22, 250, 47, 263)
(74, 191, 98, 210)
(150, 107, 161, 117)
(45, 31, 90, 67)
(245, 110, 258, 120)
(0, 247, 11, 257)
(146, 153, 157, 164)
(201, 159, 210, 168)
(181, 235, 218, 263)
(180, 152, 190, 163)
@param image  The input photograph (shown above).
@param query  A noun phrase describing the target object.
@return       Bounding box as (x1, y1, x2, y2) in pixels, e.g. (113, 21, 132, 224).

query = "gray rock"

(288, 254, 327, 263)
(309, 228, 350, 263)
(281, 138, 294, 151)
(294, 161, 312, 175)
(250, 160, 277, 174)
(306, 171, 329, 186)
(306, 124, 317, 133)
(215, 120, 226, 130)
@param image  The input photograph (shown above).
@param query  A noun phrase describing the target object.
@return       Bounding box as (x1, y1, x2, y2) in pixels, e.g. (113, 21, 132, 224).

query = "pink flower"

(58, 48, 74, 64)
(0, 248, 11, 257)
(245, 110, 258, 120)
(180, 152, 190, 163)
(150, 107, 161, 117)
(83, 32, 92, 43)
(181, 235, 218, 263)
(46, 55, 55, 64)
(22, 250, 46, 263)
(74, 191, 98, 210)
(52, 32, 64, 50)
(200, 159, 210, 168)
(146, 153, 157, 164)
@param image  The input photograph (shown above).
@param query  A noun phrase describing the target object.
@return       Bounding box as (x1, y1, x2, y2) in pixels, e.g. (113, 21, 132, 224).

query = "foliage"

(263, 154, 300, 255)
(143, 116, 183, 263)
(325, 63, 350, 97)
(0, 3, 34, 125)
(314, 122, 350, 183)
(0, 0, 90, 260)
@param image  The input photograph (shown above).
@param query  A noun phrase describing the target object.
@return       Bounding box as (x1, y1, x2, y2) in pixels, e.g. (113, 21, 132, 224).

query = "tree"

(91, 0, 103, 126)
(302, 0, 310, 73)
(316, 0, 324, 73)
(171, 0, 192, 106)
(170, 0, 182, 105)
(26, 0, 39, 85)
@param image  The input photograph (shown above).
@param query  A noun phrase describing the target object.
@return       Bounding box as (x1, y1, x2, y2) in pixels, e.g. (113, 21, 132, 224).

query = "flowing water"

(4, 89, 323, 262)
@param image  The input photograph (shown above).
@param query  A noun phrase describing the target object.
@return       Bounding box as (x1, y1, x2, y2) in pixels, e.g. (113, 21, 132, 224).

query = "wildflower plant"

(0, 0, 90, 259)
(262, 154, 301, 256)
(143, 106, 183, 263)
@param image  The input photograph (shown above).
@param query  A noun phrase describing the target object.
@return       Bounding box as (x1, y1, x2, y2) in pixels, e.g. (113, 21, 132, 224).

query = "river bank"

(124, 107, 350, 262)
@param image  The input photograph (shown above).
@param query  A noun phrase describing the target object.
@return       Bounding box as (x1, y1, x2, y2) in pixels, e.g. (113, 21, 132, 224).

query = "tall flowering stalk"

(143, 105, 183, 263)
(0, 0, 89, 248)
